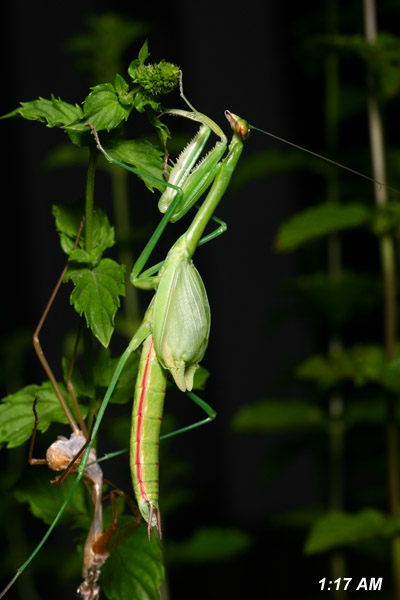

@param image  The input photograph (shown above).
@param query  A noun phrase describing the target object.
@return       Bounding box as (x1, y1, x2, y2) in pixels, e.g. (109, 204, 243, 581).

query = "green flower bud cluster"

(131, 61, 180, 97)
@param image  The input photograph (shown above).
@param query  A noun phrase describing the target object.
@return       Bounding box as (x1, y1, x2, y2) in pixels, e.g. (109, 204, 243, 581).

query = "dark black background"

(0, 2, 398, 599)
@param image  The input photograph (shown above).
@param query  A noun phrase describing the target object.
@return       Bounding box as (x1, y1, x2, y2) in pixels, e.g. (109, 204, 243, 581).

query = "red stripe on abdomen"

(135, 336, 154, 503)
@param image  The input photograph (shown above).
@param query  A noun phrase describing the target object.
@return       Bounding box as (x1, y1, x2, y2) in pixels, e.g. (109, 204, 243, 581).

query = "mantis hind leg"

(160, 390, 216, 442)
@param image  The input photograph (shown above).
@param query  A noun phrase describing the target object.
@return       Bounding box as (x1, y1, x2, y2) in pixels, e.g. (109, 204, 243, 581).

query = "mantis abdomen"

(130, 334, 166, 538)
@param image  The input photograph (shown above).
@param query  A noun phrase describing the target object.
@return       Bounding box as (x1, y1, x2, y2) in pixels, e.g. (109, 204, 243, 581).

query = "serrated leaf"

(275, 202, 371, 252)
(304, 509, 400, 554)
(167, 527, 253, 565)
(232, 399, 324, 432)
(66, 259, 125, 347)
(1, 95, 83, 128)
(53, 202, 115, 265)
(14, 468, 90, 527)
(83, 83, 132, 131)
(105, 137, 166, 192)
(65, 84, 132, 134)
(0, 382, 82, 449)
(100, 517, 164, 600)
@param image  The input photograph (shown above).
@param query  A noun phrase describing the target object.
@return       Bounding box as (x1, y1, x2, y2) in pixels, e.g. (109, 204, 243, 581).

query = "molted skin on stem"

(46, 431, 93, 471)
(44, 431, 108, 600)
(152, 236, 211, 392)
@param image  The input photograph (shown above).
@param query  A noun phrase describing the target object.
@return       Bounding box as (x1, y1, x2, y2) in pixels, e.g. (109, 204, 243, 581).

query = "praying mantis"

(0, 65, 390, 600)
(90, 107, 250, 537)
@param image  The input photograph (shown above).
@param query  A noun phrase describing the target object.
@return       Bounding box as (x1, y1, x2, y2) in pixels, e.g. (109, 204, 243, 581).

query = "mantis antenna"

(250, 122, 399, 194)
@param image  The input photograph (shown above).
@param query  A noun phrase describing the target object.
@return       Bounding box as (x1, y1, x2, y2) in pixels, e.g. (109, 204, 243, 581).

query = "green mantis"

(91, 107, 250, 537)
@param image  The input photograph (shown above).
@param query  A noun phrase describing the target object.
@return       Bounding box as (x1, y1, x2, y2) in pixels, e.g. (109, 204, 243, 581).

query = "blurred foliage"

(230, 1, 400, 592)
(64, 13, 150, 85)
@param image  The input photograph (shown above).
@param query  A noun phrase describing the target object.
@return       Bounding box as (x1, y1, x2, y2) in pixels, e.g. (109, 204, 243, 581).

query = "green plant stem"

(85, 146, 97, 254)
(83, 325, 95, 432)
(111, 166, 141, 330)
(363, 2, 400, 597)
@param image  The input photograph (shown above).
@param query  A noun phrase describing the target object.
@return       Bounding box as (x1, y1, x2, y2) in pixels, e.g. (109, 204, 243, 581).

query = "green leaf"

(66, 258, 125, 347)
(296, 344, 400, 392)
(65, 83, 132, 133)
(0, 382, 81, 449)
(147, 109, 171, 151)
(84, 83, 132, 130)
(100, 517, 164, 600)
(373, 201, 400, 235)
(304, 509, 400, 554)
(53, 202, 115, 265)
(14, 468, 90, 527)
(114, 73, 133, 106)
(167, 527, 253, 565)
(232, 399, 324, 432)
(275, 202, 371, 252)
(138, 40, 150, 64)
(315, 32, 400, 99)
(1, 95, 83, 128)
(192, 365, 210, 391)
(105, 137, 166, 192)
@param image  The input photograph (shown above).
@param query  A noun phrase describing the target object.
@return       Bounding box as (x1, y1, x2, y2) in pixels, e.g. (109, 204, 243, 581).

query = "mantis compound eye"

(224, 110, 250, 140)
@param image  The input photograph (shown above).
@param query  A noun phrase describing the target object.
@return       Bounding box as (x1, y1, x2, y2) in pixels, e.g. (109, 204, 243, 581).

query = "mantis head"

(224, 110, 250, 140)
